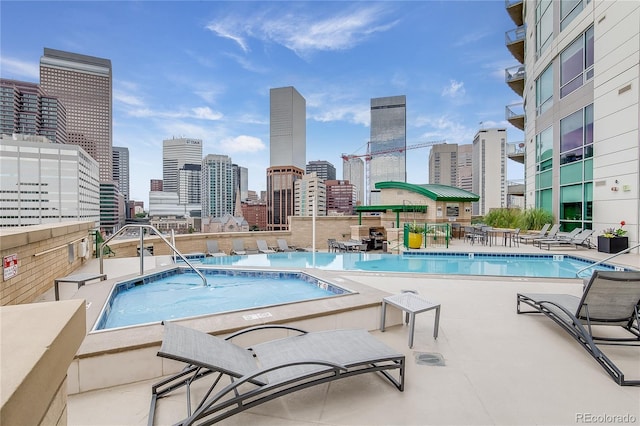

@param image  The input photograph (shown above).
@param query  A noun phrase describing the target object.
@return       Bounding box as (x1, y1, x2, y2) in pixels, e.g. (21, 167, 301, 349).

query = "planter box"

(597, 236, 628, 254)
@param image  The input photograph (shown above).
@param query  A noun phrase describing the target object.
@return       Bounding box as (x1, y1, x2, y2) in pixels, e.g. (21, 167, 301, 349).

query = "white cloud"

(413, 114, 476, 145)
(220, 135, 266, 153)
(206, 4, 398, 59)
(0, 57, 39, 80)
(128, 106, 223, 121)
(441, 80, 466, 98)
(114, 90, 145, 107)
(192, 106, 223, 121)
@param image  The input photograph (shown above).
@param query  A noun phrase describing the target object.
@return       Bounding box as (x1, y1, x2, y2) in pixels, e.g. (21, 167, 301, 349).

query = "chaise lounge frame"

(517, 270, 640, 386)
(148, 322, 405, 425)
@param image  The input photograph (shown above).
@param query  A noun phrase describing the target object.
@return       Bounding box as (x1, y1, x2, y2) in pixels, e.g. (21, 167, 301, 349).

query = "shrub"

(520, 208, 555, 231)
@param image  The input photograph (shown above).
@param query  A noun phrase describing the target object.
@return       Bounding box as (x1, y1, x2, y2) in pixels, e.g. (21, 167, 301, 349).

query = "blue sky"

(1, 1, 524, 205)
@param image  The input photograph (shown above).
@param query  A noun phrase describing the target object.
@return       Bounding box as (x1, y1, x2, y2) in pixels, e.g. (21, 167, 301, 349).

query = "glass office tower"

(369, 95, 406, 205)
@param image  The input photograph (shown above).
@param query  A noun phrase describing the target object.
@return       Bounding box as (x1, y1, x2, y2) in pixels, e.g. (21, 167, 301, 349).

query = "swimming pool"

(196, 252, 631, 278)
(93, 268, 353, 331)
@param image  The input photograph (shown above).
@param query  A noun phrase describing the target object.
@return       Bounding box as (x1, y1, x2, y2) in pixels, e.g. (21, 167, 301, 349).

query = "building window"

(536, 0, 553, 57)
(536, 64, 553, 116)
(560, 26, 594, 98)
(560, 104, 593, 165)
(560, 0, 591, 31)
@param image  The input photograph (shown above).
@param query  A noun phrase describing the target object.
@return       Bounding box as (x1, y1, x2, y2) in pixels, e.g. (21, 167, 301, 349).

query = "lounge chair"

(206, 240, 226, 257)
(537, 229, 594, 250)
(231, 239, 247, 255)
(517, 270, 640, 386)
(256, 239, 276, 254)
(276, 239, 295, 252)
(529, 223, 559, 245)
(519, 223, 550, 245)
(533, 227, 581, 248)
(148, 322, 405, 425)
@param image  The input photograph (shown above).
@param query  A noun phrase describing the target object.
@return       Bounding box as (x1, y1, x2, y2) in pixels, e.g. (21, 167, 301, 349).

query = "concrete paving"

(62, 239, 640, 425)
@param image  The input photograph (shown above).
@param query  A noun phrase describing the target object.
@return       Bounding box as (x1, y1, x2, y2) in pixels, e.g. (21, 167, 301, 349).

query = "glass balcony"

(505, 103, 525, 130)
(507, 142, 525, 164)
(505, 0, 524, 26)
(505, 65, 525, 96)
(505, 25, 526, 64)
(507, 179, 525, 196)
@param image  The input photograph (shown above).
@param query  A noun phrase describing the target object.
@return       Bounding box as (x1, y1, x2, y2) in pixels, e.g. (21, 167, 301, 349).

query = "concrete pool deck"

(44, 239, 640, 425)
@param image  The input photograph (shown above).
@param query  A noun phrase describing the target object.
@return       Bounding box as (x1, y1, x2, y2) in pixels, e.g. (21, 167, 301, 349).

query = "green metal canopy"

(375, 181, 480, 202)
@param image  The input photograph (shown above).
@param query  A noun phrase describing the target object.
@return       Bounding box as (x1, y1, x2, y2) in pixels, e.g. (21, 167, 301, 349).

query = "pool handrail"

(575, 242, 640, 278)
(98, 224, 207, 286)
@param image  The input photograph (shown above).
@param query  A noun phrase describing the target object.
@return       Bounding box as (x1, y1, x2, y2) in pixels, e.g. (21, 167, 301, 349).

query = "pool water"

(197, 252, 630, 278)
(94, 269, 350, 331)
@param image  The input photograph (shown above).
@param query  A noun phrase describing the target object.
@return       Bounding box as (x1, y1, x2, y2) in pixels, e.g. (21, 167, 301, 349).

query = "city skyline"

(1, 1, 524, 206)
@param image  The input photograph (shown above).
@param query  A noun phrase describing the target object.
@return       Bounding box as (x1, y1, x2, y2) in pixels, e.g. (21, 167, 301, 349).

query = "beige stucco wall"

(378, 188, 474, 225)
(0, 299, 86, 425)
(0, 222, 96, 306)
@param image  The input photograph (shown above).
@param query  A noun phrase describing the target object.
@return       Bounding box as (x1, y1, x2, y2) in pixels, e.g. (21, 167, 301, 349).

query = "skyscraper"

(162, 137, 202, 201)
(472, 128, 507, 216)
(306, 160, 336, 182)
(342, 156, 365, 206)
(0, 79, 67, 144)
(201, 154, 233, 219)
(429, 143, 458, 186)
(294, 172, 326, 217)
(112, 146, 129, 201)
(457, 144, 473, 192)
(40, 48, 112, 180)
(267, 86, 306, 230)
(369, 95, 406, 205)
(505, 0, 639, 241)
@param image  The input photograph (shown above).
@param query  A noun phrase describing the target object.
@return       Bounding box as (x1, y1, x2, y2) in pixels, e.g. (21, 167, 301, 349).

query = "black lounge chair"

(517, 271, 640, 386)
(149, 322, 405, 425)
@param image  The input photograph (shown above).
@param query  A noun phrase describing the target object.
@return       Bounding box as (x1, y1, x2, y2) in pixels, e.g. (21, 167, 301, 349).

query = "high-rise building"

(40, 48, 112, 180)
(505, 0, 639, 241)
(0, 134, 99, 227)
(429, 143, 458, 186)
(150, 179, 163, 192)
(267, 86, 306, 230)
(472, 128, 507, 216)
(369, 95, 406, 205)
(162, 137, 202, 196)
(201, 154, 233, 219)
(457, 144, 473, 192)
(0, 79, 67, 144)
(342, 156, 365, 206)
(100, 182, 125, 234)
(112, 146, 129, 201)
(294, 172, 326, 217)
(269, 87, 306, 169)
(326, 180, 356, 215)
(306, 160, 336, 182)
(178, 164, 201, 204)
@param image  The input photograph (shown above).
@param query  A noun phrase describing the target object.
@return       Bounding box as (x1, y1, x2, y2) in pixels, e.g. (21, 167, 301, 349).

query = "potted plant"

(597, 221, 628, 254)
(407, 223, 424, 249)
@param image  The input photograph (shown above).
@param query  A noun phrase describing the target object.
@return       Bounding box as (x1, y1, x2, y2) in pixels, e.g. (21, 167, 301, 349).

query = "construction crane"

(341, 139, 447, 204)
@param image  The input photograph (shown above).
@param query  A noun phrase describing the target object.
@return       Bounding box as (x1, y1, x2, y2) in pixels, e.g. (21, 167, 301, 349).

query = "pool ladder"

(98, 224, 207, 286)
(575, 242, 640, 278)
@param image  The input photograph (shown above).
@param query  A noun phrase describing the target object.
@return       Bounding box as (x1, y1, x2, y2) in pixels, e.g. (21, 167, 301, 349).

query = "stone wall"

(0, 221, 96, 306)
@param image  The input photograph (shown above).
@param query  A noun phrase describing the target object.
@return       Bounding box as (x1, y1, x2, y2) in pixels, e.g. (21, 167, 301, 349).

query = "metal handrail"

(575, 242, 640, 278)
(99, 224, 207, 286)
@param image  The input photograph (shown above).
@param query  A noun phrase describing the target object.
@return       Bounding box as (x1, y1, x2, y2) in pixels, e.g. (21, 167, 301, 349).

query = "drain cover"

(414, 352, 445, 366)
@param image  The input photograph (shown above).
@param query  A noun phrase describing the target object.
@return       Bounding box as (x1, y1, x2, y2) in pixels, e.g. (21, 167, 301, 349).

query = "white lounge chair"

(256, 239, 276, 254)
(206, 240, 226, 257)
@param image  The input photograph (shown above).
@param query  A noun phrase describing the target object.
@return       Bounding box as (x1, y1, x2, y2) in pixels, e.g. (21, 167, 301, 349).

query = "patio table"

(380, 292, 440, 348)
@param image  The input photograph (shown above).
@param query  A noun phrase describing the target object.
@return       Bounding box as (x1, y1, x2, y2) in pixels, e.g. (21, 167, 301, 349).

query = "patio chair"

(148, 322, 405, 425)
(516, 270, 640, 386)
(256, 239, 276, 254)
(537, 229, 594, 250)
(519, 223, 550, 245)
(231, 239, 247, 255)
(533, 227, 581, 248)
(206, 240, 226, 257)
(276, 239, 295, 252)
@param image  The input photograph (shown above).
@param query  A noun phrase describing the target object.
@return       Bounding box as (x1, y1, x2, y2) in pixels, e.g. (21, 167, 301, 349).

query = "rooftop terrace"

(37, 239, 640, 424)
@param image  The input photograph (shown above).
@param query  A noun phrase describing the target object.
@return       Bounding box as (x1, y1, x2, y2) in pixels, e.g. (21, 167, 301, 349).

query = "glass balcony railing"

(505, 103, 525, 130)
(505, 25, 526, 63)
(505, 0, 524, 26)
(505, 65, 525, 96)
